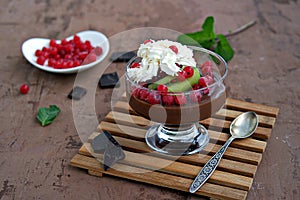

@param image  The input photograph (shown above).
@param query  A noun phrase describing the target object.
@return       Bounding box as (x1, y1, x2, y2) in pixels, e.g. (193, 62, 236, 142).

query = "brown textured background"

(0, 0, 299, 199)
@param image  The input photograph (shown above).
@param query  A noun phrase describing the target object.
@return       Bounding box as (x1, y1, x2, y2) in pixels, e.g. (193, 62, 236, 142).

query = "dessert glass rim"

(125, 46, 228, 95)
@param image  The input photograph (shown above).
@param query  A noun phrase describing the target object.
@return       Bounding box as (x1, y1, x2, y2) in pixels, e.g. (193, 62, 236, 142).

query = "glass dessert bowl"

(125, 40, 228, 156)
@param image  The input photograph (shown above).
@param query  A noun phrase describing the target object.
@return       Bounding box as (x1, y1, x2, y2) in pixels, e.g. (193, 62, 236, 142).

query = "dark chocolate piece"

(103, 142, 125, 171)
(110, 51, 136, 62)
(91, 133, 108, 153)
(68, 86, 87, 100)
(91, 131, 125, 171)
(99, 72, 120, 88)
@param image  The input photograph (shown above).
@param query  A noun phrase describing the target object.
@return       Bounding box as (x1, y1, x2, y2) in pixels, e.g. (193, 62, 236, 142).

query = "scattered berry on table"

(20, 84, 29, 94)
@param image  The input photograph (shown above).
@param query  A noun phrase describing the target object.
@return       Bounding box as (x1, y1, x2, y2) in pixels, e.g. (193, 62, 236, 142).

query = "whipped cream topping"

(127, 39, 196, 82)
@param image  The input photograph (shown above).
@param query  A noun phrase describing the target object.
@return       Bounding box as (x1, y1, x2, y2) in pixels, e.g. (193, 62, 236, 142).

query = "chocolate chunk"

(110, 51, 136, 62)
(91, 133, 108, 153)
(103, 142, 125, 171)
(99, 72, 120, 88)
(91, 131, 125, 171)
(68, 86, 87, 100)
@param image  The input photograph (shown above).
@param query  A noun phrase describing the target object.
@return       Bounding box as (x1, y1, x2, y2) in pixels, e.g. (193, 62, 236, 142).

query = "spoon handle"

(189, 136, 235, 193)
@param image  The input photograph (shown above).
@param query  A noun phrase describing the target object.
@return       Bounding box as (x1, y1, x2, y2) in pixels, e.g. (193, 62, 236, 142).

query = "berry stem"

(223, 20, 257, 38)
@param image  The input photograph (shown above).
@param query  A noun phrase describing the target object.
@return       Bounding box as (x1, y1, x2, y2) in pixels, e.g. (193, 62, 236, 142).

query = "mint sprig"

(36, 105, 61, 126)
(177, 16, 253, 62)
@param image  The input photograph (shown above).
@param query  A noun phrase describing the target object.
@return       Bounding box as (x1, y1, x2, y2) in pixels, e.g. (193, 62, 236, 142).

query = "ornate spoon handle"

(189, 136, 235, 193)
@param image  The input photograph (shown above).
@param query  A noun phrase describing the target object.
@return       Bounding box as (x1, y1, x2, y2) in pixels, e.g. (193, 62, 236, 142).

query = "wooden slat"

(201, 118, 272, 140)
(70, 154, 248, 200)
(105, 111, 153, 127)
(225, 98, 279, 117)
(215, 108, 276, 128)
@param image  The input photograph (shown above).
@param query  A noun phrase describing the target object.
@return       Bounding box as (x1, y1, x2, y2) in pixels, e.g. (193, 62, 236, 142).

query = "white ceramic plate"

(21, 30, 109, 74)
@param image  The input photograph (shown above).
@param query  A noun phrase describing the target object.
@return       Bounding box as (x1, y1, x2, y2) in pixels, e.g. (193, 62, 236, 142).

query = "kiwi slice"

(167, 67, 201, 92)
(148, 75, 176, 90)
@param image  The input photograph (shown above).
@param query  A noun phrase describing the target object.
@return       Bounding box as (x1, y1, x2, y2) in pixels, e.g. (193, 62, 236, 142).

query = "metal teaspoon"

(189, 111, 259, 193)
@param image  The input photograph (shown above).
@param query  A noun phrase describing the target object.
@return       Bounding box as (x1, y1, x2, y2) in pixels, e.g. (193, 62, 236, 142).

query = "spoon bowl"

(189, 111, 258, 193)
(230, 111, 258, 138)
(21, 30, 109, 74)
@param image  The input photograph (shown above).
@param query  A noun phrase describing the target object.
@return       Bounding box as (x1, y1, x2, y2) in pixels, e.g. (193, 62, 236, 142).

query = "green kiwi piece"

(148, 75, 176, 90)
(167, 67, 200, 92)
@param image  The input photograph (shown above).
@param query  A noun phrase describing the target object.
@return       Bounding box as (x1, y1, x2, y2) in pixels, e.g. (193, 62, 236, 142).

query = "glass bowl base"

(145, 123, 210, 156)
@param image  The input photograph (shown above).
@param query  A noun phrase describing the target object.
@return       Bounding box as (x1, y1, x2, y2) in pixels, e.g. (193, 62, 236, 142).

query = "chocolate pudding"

(128, 91, 226, 125)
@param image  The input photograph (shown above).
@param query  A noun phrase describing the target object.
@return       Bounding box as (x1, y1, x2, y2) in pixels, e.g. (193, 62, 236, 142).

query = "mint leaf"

(215, 34, 234, 62)
(177, 32, 202, 47)
(177, 16, 235, 62)
(36, 105, 61, 126)
(200, 16, 216, 48)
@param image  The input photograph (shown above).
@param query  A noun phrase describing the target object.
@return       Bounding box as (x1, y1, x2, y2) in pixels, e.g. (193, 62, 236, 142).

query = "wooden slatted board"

(70, 98, 279, 200)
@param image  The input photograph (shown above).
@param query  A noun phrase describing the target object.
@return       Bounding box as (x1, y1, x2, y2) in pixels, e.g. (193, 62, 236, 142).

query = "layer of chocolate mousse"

(128, 92, 226, 125)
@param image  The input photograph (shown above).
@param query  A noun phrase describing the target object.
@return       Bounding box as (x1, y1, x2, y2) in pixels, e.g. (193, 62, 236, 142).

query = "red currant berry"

(204, 75, 214, 85)
(143, 39, 152, 44)
(61, 39, 68, 45)
(190, 91, 202, 103)
(48, 58, 56, 67)
(162, 95, 175, 106)
(183, 66, 194, 78)
(37, 56, 46, 65)
(73, 34, 81, 42)
(132, 87, 141, 98)
(49, 39, 57, 47)
(177, 71, 187, 81)
(174, 94, 187, 105)
(20, 84, 29, 94)
(198, 77, 210, 95)
(74, 60, 81, 67)
(94, 46, 102, 56)
(61, 61, 68, 68)
(139, 89, 149, 101)
(198, 77, 207, 88)
(131, 62, 141, 68)
(78, 51, 88, 60)
(192, 84, 201, 90)
(169, 45, 178, 54)
(42, 47, 48, 52)
(67, 60, 74, 68)
(49, 47, 58, 56)
(35, 49, 42, 57)
(147, 93, 161, 104)
(200, 61, 213, 76)
(64, 54, 72, 60)
(157, 84, 168, 92)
